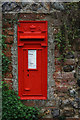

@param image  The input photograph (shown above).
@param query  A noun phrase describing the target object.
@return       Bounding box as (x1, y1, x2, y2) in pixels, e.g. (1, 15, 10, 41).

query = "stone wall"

(2, 2, 80, 118)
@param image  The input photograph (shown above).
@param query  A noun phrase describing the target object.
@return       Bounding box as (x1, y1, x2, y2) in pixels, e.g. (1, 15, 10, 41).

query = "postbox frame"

(18, 21, 48, 100)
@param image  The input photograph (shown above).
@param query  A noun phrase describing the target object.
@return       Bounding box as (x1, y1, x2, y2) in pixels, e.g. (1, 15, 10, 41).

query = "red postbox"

(17, 21, 47, 100)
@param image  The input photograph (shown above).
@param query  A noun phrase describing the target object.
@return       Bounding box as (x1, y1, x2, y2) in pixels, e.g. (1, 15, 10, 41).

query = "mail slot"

(18, 21, 48, 100)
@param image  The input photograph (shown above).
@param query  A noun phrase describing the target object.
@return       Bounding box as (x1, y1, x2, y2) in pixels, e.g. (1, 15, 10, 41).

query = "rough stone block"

(62, 72, 74, 80)
(54, 43, 59, 50)
(56, 86, 68, 93)
(4, 44, 12, 51)
(54, 50, 60, 58)
(5, 36, 14, 44)
(2, 30, 6, 36)
(4, 72, 13, 79)
(6, 29, 14, 36)
(55, 81, 61, 86)
(77, 78, 80, 87)
(54, 71, 75, 80)
(22, 101, 35, 107)
(57, 93, 66, 97)
(4, 51, 12, 58)
(53, 19, 62, 27)
(63, 65, 74, 72)
(55, 65, 61, 72)
(45, 101, 56, 107)
(3, 14, 15, 20)
(3, 44, 12, 58)
(62, 79, 76, 86)
(53, 28, 59, 35)
(64, 59, 75, 65)
(19, 13, 37, 20)
(51, 108, 60, 118)
(2, 22, 12, 28)
(53, 72, 62, 79)
(3, 79, 13, 90)
(71, 101, 78, 109)
(69, 89, 77, 97)
(36, 14, 46, 19)
(65, 52, 74, 59)
(8, 64, 13, 72)
(63, 108, 75, 117)
(55, 58, 61, 65)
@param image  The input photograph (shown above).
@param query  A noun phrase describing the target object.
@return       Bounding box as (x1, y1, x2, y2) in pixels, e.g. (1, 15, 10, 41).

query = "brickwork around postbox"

(2, 2, 80, 118)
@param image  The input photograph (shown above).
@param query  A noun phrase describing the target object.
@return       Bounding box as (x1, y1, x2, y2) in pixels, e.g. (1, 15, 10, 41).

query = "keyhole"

(27, 74, 29, 76)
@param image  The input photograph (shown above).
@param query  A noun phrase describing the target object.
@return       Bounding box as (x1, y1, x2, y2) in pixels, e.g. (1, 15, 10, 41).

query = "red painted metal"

(20, 36, 45, 39)
(17, 21, 48, 100)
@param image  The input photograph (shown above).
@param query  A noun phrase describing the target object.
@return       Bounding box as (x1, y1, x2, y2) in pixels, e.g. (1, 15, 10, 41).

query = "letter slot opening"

(20, 36, 45, 40)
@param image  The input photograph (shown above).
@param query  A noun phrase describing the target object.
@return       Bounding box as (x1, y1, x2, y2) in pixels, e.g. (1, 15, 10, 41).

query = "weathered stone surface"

(4, 72, 13, 79)
(54, 50, 60, 58)
(77, 98, 80, 108)
(77, 78, 80, 87)
(40, 108, 51, 118)
(3, 79, 12, 89)
(65, 52, 74, 59)
(53, 72, 62, 79)
(55, 65, 61, 72)
(55, 58, 61, 65)
(63, 108, 75, 117)
(58, 99, 62, 107)
(63, 65, 74, 72)
(3, 29, 14, 36)
(2, 2, 17, 11)
(53, 72, 74, 80)
(31, 3, 39, 11)
(2, 2, 65, 13)
(71, 101, 78, 109)
(69, 89, 77, 97)
(22, 101, 35, 106)
(62, 72, 75, 80)
(21, 2, 28, 7)
(19, 13, 37, 20)
(64, 59, 76, 65)
(75, 97, 80, 102)
(2, 21, 12, 28)
(51, 108, 60, 118)
(56, 86, 68, 93)
(2, 2, 21, 12)
(62, 99, 71, 106)
(79, 109, 80, 114)
(45, 100, 56, 107)
(4, 36, 14, 44)
(51, 3, 65, 11)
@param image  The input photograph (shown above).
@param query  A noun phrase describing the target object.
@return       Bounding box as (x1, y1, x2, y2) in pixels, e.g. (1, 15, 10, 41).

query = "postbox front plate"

(18, 21, 47, 100)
